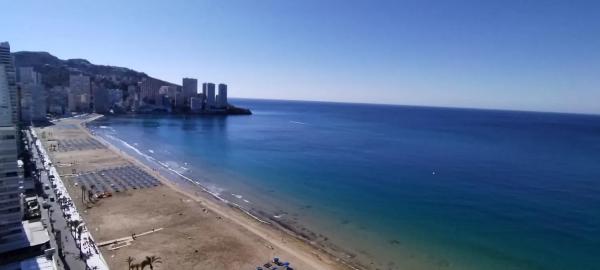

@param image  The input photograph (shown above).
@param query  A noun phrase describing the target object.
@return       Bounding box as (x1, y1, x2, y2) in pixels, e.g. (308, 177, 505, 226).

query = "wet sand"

(36, 115, 358, 270)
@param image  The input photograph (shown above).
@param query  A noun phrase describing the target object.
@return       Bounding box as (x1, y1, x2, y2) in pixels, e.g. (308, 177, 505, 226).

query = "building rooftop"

(23, 220, 50, 247)
(19, 255, 56, 270)
(0, 221, 49, 255)
(0, 255, 56, 270)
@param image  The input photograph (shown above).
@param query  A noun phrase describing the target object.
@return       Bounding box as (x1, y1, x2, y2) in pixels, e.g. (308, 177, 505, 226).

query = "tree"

(126, 256, 135, 269)
(143, 256, 162, 270)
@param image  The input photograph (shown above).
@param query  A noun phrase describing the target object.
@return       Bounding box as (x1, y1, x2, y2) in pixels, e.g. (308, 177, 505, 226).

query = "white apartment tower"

(0, 64, 26, 253)
(0, 42, 19, 124)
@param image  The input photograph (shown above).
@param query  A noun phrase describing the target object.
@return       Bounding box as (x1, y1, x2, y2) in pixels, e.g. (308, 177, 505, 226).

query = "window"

(0, 135, 15, 140)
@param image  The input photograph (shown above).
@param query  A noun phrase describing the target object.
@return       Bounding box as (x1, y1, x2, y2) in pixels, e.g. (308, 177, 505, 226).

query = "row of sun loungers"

(56, 138, 106, 152)
(75, 166, 161, 194)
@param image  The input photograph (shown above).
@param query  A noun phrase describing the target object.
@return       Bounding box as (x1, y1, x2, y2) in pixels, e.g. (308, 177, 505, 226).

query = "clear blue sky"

(2, 0, 599, 114)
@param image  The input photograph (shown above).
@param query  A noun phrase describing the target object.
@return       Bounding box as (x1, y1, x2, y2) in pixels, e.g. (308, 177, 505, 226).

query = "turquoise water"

(90, 99, 600, 270)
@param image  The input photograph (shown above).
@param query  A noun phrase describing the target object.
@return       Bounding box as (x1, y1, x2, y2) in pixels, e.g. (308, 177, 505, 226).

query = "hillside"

(11, 51, 175, 90)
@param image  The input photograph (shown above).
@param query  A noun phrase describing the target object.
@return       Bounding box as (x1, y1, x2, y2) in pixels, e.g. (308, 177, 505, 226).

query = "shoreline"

(81, 114, 364, 270)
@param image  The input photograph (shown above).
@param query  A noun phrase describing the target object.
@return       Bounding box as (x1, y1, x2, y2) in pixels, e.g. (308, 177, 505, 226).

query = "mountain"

(11, 51, 175, 90)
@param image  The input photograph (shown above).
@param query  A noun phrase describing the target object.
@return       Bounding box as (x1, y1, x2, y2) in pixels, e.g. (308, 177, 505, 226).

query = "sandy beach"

(35, 115, 357, 270)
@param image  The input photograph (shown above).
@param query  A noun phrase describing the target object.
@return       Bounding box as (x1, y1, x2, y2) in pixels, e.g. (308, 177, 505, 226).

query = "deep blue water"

(91, 99, 600, 270)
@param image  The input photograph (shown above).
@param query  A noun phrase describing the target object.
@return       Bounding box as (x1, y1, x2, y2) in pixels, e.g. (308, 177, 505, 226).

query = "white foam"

(148, 149, 155, 154)
(105, 134, 156, 163)
(289, 120, 307, 125)
(232, 193, 243, 199)
(100, 133, 271, 225)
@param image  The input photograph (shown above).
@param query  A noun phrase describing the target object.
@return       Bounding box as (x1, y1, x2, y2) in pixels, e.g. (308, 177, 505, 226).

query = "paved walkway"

(26, 130, 89, 270)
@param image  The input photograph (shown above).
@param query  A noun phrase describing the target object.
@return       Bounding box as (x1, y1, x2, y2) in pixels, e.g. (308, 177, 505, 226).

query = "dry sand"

(36, 116, 357, 270)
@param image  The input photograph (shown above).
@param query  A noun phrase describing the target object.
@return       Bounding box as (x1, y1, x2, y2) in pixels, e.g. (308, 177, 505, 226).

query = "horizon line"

(229, 97, 600, 117)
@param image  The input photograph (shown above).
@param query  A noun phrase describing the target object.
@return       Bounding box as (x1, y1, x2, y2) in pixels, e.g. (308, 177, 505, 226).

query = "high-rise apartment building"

(68, 74, 91, 112)
(159, 85, 178, 98)
(217, 83, 228, 108)
(48, 86, 68, 115)
(0, 42, 20, 124)
(0, 64, 26, 254)
(0, 66, 13, 126)
(205, 83, 216, 109)
(69, 74, 91, 95)
(19, 84, 46, 122)
(139, 77, 164, 105)
(201, 83, 206, 94)
(18, 68, 46, 122)
(92, 84, 110, 113)
(17, 67, 41, 85)
(182, 78, 198, 100)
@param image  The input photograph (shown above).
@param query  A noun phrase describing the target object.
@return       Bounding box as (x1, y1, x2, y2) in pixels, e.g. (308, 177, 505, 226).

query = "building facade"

(205, 83, 216, 109)
(0, 64, 25, 254)
(68, 74, 91, 112)
(0, 42, 20, 124)
(69, 74, 90, 96)
(190, 97, 202, 111)
(18, 68, 46, 122)
(139, 77, 163, 105)
(182, 78, 197, 100)
(19, 84, 46, 122)
(17, 67, 42, 85)
(47, 86, 68, 115)
(217, 83, 228, 108)
(92, 85, 110, 113)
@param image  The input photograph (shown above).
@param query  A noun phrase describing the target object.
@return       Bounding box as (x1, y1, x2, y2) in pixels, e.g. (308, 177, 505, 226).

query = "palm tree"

(144, 256, 162, 270)
(126, 256, 135, 269)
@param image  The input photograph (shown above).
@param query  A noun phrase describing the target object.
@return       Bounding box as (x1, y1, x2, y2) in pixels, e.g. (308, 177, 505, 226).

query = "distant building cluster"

(1, 41, 235, 120)
(137, 77, 229, 113)
(50, 74, 230, 115)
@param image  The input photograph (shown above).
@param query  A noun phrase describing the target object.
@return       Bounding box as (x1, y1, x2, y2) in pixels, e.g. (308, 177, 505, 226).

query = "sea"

(88, 99, 600, 270)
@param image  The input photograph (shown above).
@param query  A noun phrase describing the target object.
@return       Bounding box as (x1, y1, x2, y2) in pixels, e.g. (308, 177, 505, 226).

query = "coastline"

(81, 114, 363, 270)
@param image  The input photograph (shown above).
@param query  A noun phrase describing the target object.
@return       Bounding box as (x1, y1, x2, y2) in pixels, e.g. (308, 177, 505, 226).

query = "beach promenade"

(34, 115, 352, 270)
(28, 128, 108, 270)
